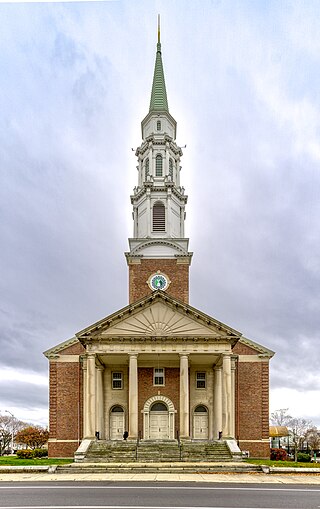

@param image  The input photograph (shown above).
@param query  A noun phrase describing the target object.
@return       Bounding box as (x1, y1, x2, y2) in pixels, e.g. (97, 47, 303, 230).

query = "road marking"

(0, 506, 284, 509)
(0, 485, 319, 492)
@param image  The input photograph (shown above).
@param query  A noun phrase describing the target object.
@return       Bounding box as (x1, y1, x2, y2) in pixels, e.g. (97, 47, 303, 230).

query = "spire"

(149, 15, 169, 112)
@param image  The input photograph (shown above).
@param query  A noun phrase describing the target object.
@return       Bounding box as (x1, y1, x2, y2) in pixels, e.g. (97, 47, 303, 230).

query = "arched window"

(157, 120, 161, 131)
(155, 154, 163, 176)
(153, 201, 165, 232)
(151, 402, 167, 412)
(169, 158, 173, 179)
(111, 406, 124, 413)
(194, 405, 207, 413)
(145, 158, 149, 180)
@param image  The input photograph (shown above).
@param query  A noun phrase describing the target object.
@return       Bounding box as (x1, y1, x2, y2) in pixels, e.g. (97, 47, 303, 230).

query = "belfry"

(45, 23, 274, 460)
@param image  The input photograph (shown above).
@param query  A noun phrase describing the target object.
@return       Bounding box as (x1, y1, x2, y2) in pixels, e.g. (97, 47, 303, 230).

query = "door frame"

(192, 405, 209, 439)
(109, 405, 125, 440)
(142, 395, 176, 440)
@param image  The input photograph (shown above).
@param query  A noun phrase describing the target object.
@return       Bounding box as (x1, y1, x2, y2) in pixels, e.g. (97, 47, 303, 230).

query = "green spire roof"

(149, 38, 169, 112)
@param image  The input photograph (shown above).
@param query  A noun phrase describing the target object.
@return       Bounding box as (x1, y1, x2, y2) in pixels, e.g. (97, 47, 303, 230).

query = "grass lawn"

(246, 459, 320, 468)
(0, 457, 72, 466)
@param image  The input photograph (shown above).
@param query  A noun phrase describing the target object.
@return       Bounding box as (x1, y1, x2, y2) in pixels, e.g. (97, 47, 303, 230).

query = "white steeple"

(126, 22, 192, 263)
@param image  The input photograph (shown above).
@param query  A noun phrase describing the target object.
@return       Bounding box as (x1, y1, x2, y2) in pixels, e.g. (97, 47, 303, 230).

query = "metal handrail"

(176, 430, 182, 461)
(135, 431, 141, 461)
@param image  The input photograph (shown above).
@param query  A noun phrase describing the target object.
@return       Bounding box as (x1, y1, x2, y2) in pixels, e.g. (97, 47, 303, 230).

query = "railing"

(176, 430, 182, 461)
(135, 431, 141, 461)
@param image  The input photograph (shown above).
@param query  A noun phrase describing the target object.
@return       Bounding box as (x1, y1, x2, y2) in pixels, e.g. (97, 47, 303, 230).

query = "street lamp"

(5, 410, 14, 454)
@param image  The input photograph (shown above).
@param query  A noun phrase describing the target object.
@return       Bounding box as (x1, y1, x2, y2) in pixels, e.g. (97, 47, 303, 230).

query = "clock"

(148, 272, 170, 291)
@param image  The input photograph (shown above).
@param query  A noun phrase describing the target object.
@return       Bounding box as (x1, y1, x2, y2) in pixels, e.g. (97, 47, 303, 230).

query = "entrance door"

(193, 405, 208, 439)
(149, 412, 169, 439)
(110, 406, 124, 440)
(149, 402, 169, 439)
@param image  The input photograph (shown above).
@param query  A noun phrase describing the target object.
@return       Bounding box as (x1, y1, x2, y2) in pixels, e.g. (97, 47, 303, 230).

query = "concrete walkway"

(0, 471, 319, 483)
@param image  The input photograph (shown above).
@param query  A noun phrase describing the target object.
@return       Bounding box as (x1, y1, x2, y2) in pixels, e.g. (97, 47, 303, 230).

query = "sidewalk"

(0, 471, 319, 483)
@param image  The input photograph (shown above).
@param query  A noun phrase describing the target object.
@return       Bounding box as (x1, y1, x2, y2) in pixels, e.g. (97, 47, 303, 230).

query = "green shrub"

(16, 448, 48, 459)
(33, 448, 48, 458)
(16, 450, 34, 459)
(270, 448, 288, 461)
(297, 452, 311, 462)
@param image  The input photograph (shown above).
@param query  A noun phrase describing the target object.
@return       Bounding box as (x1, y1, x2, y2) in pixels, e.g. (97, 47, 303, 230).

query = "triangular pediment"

(76, 291, 241, 344)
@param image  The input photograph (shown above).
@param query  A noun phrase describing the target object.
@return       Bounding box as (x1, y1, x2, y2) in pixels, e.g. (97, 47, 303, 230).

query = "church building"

(44, 26, 274, 460)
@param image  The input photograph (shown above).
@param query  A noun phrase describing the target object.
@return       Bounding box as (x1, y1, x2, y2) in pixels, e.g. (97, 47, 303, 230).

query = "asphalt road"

(0, 482, 319, 509)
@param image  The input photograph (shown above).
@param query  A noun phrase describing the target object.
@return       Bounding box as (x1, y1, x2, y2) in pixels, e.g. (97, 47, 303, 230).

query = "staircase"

(137, 440, 181, 462)
(79, 439, 233, 463)
(84, 440, 137, 463)
(181, 441, 232, 462)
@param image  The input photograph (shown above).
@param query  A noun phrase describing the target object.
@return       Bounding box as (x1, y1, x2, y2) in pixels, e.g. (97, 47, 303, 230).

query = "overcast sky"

(0, 0, 320, 429)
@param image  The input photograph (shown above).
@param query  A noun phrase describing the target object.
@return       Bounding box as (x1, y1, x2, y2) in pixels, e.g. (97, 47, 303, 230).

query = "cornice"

(76, 290, 242, 347)
(239, 336, 275, 358)
(131, 184, 188, 203)
(43, 336, 79, 358)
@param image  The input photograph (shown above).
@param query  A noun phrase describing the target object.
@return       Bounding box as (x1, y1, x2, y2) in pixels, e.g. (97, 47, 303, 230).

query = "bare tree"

(270, 408, 292, 426)
(306, 427, 320, 457)
(288, 417, 313, 462)
(0, 414, 27, 455)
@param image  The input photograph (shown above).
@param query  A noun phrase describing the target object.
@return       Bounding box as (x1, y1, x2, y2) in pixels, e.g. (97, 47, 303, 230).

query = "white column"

(82, 358, 87, 438)
(86, 353, 96, 439)
(222, 354, 232, 438)
(213, 366, 222, 440)
(128, 354, 138, 438)
(231, 358, 236, 439)
(96, 365, 105, 440)
(179, 354, 189, 438)
(146, 188, 151, 236)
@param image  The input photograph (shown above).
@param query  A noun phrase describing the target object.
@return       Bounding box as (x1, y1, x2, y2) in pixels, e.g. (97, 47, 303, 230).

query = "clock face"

(149, 273, 169, 291)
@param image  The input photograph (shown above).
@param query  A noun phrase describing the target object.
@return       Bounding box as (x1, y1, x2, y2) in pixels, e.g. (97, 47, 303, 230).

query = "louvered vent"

(153, 202, 165, 232)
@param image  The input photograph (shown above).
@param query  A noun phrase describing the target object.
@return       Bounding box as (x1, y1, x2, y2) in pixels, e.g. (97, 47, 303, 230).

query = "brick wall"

(138, 367, 180, 435)
(236, 360, 270, 458)
(48, 341, 84, 457)
(129, 259, 189, 304)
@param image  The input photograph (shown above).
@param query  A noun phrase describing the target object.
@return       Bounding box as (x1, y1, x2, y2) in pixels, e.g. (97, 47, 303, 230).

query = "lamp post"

(5, 410, 14, 454)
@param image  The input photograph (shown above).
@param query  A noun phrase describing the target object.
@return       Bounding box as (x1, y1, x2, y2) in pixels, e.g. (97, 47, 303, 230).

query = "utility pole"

(5, 410, 14, 454)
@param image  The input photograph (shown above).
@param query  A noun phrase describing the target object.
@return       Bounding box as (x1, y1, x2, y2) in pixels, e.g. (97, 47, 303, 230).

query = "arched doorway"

(149, 402, 169, 439)
(193, 405, 209, 439)
(109, 405, 124, 440)
(142, 395, 176, 440)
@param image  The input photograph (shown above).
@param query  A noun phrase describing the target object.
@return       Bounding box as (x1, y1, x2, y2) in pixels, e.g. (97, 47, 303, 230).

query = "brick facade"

(128, 259, 190, 304)
(47, 341, 84, 458)
(232, 340, 271, 457)
(138, 368, 180, 435)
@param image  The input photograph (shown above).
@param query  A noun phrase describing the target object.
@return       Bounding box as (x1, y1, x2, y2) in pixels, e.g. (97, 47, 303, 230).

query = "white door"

(193, 413, 209, 439)
(149, 412, 169, 439)
(110, 412, 124, 440)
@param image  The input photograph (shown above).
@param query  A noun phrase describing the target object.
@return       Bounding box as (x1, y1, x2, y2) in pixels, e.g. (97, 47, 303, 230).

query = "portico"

(78, 292, 239, 442)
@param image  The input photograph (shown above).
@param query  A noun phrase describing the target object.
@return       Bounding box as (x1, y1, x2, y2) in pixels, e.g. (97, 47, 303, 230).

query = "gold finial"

(158, 14, 160, 43)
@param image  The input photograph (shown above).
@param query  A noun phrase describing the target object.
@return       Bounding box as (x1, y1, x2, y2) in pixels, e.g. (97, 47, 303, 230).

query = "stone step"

(81, 439, 234, 463)
(57, 462, 261, 474)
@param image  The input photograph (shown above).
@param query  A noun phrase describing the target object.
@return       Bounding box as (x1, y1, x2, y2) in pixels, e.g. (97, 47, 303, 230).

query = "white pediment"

(100, 301, 225, 338)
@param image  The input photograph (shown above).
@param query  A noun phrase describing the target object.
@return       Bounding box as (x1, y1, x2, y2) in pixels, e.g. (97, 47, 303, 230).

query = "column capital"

(128, 353, 139, 360)
(179, 353, 189, 359)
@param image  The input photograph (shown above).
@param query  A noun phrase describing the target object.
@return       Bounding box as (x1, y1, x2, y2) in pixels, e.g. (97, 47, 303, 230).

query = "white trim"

(142, 395, 176, 440)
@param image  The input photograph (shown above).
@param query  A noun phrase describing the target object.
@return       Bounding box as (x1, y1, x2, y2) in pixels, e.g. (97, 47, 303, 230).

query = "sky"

(0, 0, 320, 429)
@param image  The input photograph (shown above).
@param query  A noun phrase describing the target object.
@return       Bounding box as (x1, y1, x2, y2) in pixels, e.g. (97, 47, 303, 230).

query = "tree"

(0, 414, 27, 455)
(305, 427, 320, 456)
(15, 426, 49, 450)
(270, 408, 292, 426)
(288, 417, 313, 462)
